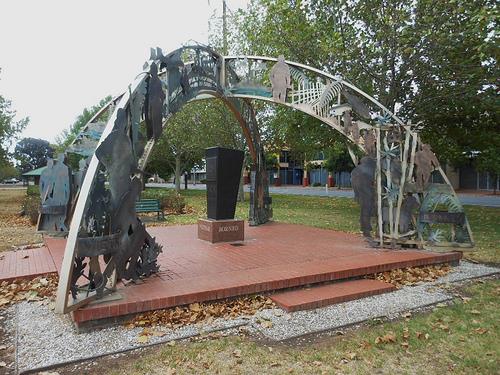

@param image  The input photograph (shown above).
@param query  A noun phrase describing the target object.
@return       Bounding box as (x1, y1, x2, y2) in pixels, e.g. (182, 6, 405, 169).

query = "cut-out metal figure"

(269, 55, 291, 102)
(414, 143, 440, 191)
(351, 156, 376, 238)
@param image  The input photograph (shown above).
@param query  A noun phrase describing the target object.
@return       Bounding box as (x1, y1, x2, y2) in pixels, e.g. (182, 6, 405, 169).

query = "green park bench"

(135, 198, 164, 220)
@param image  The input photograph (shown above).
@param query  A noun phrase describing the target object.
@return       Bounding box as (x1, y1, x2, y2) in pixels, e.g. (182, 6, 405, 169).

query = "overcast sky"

(0, 0, 249, 143)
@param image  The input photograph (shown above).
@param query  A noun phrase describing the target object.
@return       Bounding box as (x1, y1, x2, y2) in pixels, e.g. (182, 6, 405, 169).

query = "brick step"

(270, 279, 396, 312)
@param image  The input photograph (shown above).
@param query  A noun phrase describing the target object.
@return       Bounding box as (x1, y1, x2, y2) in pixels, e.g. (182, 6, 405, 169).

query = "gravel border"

(6, 260, 499, 372)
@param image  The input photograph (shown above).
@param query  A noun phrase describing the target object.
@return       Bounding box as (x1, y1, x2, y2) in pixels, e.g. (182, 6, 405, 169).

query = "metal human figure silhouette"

(364, 130, 376, 157)
(145, 62, 166, 140)
(39, 154, 71, 231)
(95, 108, 137, 212)
(351, 156, 377, 238)
(269, 55, 291, 102)
(414, 143, 439, 191)
(40, 157, 54, 202)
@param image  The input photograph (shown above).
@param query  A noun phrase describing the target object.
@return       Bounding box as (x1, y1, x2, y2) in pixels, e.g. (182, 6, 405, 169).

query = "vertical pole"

(394, 128, 411, 238)
(376, 127, 383, 246)
(222, 0, 228, 55)
(384, 135, 394, 242)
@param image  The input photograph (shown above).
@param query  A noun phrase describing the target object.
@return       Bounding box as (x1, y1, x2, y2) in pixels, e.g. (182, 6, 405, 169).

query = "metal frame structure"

(43, 45, 472, 314)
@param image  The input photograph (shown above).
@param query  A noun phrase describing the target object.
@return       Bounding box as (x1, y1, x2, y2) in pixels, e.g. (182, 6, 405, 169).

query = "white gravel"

(8, 260, 499, 372)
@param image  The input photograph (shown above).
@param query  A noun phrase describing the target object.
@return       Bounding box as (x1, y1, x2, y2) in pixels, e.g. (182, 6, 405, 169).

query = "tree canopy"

(55, 96, 112, 152)
(146, 100, 247, 191)
(0, 71, 29, 166)
(14, 137, 54, 173)
(218, 0, 498, 172)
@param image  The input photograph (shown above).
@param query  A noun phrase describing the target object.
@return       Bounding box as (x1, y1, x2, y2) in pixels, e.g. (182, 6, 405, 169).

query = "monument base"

(198, 218, 245, 243)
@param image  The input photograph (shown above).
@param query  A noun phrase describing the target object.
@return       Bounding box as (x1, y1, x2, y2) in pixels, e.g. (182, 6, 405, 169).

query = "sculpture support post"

(376, 127, 383, 246)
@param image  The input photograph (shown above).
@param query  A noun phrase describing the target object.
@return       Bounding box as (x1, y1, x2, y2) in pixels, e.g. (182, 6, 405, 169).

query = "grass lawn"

(1, 188, 499, 374)
(99, 188, 499, 374)
(107, 279, 500, 375)
(0, 188, 42, 252)
(149, 188, 500, 264)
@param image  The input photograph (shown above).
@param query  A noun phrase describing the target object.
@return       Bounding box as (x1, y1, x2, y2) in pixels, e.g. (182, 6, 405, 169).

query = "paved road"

(147, 183, 500, 208)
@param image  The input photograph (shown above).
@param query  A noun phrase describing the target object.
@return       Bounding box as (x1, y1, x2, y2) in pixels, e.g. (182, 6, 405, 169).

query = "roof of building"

(22, 166, 46, 176)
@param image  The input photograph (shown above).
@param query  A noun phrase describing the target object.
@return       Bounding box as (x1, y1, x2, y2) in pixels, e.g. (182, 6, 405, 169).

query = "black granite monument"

(205, 147, 244, 220)
(198, 147, 245, 243)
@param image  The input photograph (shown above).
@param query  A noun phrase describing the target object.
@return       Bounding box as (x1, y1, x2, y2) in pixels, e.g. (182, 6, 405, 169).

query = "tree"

(0, 162, 18, 181)
(147, 100, 247, 193)
(55, 96, 112, 152)
(224, 0, 499, 169)
(0, 70, 29, 166)
(324, 142, 355, 173)
(14, 137, 54, 173)
(408, 0, 499, 166)
(474, 138, 500, 194)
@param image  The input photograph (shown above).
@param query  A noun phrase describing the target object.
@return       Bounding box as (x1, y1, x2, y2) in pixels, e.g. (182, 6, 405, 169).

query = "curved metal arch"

(224, 55, 406, 126)
(54, 45, 472, 315)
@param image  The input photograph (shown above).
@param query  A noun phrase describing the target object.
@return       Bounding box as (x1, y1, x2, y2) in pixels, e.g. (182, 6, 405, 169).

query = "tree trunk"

(174, 155, 181, 193)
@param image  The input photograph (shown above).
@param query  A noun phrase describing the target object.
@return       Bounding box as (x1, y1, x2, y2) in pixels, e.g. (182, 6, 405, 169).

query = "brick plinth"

(198, 218, 244, 243)
(38, 222, 462, 327)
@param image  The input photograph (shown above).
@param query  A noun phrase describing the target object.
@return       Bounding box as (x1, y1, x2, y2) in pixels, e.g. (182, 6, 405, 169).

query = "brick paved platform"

(0, 246, 57, 283)
(40, 222, 461, 326)
(270, 279, 397, 312)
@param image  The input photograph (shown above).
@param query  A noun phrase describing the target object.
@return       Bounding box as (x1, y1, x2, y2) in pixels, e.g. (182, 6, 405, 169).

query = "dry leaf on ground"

(368, 264, 451, 288)
(127, 295, 274, 329)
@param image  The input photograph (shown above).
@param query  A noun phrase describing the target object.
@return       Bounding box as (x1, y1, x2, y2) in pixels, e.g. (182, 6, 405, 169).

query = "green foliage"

(410, 0, 499, 165)
(259, 105, 347, 166)
(264, 153, 278, 169)
(22, 187, 40, 225)
(0, 162, 19, 180)
(323, 142, 354, 172)
(0, 71, 29, 164)
(55, 96, 112, 152)
(146, 100, 246, 191)
(474, 138, 500, 193)
(221, 0, 498, 167)
(14, 137, 54, 173)
(141, 188, 186, 214)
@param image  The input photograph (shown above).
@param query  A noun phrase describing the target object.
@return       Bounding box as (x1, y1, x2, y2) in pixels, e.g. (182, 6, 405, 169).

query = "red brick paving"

(0, 246, 57, 282)
(270, 279, 397, 312)
(39, 222, 460, 325)
(2, 222, 461, 323)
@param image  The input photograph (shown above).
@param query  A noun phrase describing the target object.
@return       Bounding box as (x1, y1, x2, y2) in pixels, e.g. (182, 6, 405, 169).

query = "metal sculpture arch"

(48, 45, 473, 313)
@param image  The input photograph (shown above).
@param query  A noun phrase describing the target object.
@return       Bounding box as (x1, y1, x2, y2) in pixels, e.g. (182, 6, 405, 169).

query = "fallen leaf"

(346, 352, 357, 360)
(375, 332, 396, 344)
(261, 320, 273, 329)
(137, 335, 149, 344)
(474, 328, 488, 335)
